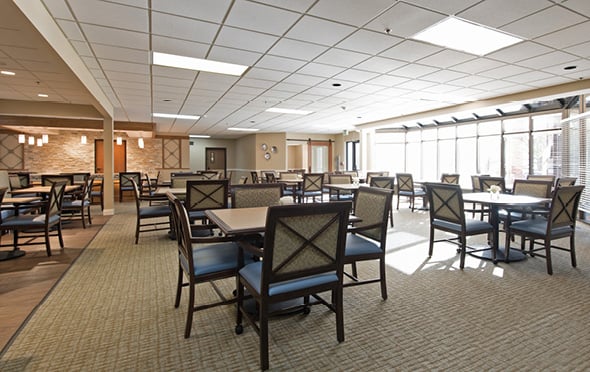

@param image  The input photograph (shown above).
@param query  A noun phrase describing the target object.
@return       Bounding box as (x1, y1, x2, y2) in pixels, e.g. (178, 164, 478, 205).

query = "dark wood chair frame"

(119, 172, 142, 202)
(396, 173, 426, 212)
(131, 179, 170, 244)
(369, 176, 395, 227)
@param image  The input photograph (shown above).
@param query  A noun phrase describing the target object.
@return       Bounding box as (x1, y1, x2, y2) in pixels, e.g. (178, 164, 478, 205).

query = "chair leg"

(459, 240, 466, 269)
(379, 258, 387, 300)
(570, 235, 577, 267)
(396, 195, 400, 210)
(260, 302, 269, 370)
(335, 286, 344, 343)
(44, 227, 52, 256)
(174, 264, 183, 308)
(389, 209, 394, 227)
(135, 218, 140, 244)
(544, 238, 553, 275)
(80, 208, 86, 229)
(504, 228, 512, 263)
(428, 226, 434, 257)
(351, 262, 358, 278)
(185, 282, 195, 338)
(57, 223, 64, 248)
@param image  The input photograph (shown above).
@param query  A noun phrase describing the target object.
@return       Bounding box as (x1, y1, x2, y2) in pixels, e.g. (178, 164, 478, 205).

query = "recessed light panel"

(266, 108, 313, 115)
(153, 113, 200, 120)
(227, 127, 259, 132)
(152, 52, 249, 76)
(412, 17, 523, 56)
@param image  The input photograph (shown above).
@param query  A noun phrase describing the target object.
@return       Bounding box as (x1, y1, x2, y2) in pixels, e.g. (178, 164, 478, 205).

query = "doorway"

(307, 140, 332, 173)
(95, 139, 127, 173)
(205, 147, 226, 177)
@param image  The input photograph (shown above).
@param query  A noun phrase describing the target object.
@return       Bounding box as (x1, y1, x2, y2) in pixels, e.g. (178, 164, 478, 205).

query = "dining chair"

(169, 195, 255, 338)
(235, 202, 351, 370)
(365, 171, 387, 185)
(526, 174, 556, 184)
(90, 175, 104, 210)
(440, 173, 460, 184)
(478, 176, 506, 193)
(555, 177, 576, 187)
(395, 173, 426, 212)
(344, 186, 393, 299)
(230, 183, 283, 208)
(141, 173, 167, 206)
(425, 182, 495, 268)
(119, 172, 141, 202)
(200, 170, 220, 180)
(369, 176, 395, 227)
(328, 174, 354, 201)
(0, 181, 66, 256)
(250, 171, 260, 184)
(185, 179, 228, 224)
(61, 175, 95, 228)
(41, 174, 74, 186)
(465, 174, 490, 220)
(295, 173, 324, 203)
(263, 171, 276, 183)
(131, 179, 171, 244)
(505, 185, 584, 275)
(499, 179, 553, 227)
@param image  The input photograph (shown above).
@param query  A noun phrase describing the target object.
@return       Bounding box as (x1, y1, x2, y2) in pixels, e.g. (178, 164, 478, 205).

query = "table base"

(468, 245, 527, 262)
(0, 249, 26, 261)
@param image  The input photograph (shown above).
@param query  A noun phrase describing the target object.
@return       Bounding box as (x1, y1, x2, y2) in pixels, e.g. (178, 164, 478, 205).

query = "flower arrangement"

(489, 185, 501, 194)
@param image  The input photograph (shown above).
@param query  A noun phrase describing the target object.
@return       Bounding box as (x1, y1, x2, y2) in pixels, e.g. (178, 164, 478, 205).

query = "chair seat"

(240, 261, 338, 296)
(62, 200, 90, 208)
(345, 233, 381, 256)
(398, 189, 426, 196)
(509, 218, 573, 238)
(179, 241, 255, 277)
(139, 205, 170, 218)
(1, 214, 60, 228)
(432, 218, 493, 234)
(188, 210, 206, 220)
(295, 190, 322, 196)
(330, 194, 354, 201)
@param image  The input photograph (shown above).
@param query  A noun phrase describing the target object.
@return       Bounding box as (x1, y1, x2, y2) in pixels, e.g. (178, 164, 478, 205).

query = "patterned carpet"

(1, 202, 589, 371)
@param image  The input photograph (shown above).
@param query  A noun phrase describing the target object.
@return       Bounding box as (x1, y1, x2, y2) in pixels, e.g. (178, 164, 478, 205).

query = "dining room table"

(10, 184, 82, 196)
(462, 192, 550, 262)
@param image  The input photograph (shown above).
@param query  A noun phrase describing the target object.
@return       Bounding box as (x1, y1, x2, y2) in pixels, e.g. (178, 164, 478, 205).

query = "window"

(504, 133, 529, 187)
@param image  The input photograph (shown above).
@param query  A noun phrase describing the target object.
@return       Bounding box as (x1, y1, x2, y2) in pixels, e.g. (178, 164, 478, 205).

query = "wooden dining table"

(0, 196, 43, 261)
(10, 185, 81, 196)
(462, 192, 550, 262)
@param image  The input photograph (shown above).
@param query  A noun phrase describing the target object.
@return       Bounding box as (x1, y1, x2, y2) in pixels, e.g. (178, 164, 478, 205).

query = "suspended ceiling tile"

(564, 41, 590, 59)
(501, 6, 587, 39)
(256, 0, 316, 13)
(255, 55, 307, 72)
(42, 0, 74, 20)
(99, 59, 150, 75)
(366, 2, 445, 38)
(70, 40, 93, 57)
(152, 0, 231, 23)
(390, 63, 439, 79)
(56, 20, 84, 41)
(457, 0, 552, 28)
(451, 58, 506, 74)
(152, 12, 219, 44)
(215, 26, 279, 53)
(535, 21, 590, 49)
(421, 69, 468, 83)
(487, 41, 554, 64)
(208, 46, 262, 66)
(418, 50, 475, 69)
(314, 48, 370, 67)
(81, 24, 149, 50)
(560, 0, 590, 16)
(225, 1, 300, 35)
(268, 38, 328, 61)
(337, 29, 403, 55)
(286, 16, 356, 46)
(309, 0, 394, 27)
(367, 74, 410, 87)
(354, 56, 406, 74)
(333, 69, 379, 83)
(92, 44, 149, 64)
(380, 40, 442, 62)
(151, 36, 209, 59)
(449, 75, 494, 88)
(515, 51, 578, 70)
(408, 0, 481, 15)
(69, 0, 148, 32)
(244, 67, 290, 82)
(282, 73, 326, 86)
(297, 62, 345, 78)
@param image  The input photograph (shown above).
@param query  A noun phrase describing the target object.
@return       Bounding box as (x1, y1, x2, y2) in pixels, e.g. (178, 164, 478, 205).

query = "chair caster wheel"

(232, 289, 237, 297)
(303, 306, 311, 315)
(235, 324, 243, 334)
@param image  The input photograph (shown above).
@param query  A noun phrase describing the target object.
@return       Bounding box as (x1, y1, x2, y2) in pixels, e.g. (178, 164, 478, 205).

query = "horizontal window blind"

(561, 112, 588, 212)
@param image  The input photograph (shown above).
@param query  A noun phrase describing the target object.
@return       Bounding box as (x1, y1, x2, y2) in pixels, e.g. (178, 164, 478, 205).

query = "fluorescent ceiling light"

(1, 70, 15, 76)
(152, 52, 249, 76)
(266, 108, 313, 115)
(153, 113, 200, 120)
(189, 134, 211, 138)
(38, 93, 48, 98)
(227, 127, 259, 132)
(412, 17, 523, 56)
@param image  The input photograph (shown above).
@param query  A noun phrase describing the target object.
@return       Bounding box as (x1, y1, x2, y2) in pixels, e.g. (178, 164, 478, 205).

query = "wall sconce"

(18, 134, 25, 143)
(81, 135, 87, 144)
(36, 138, 43, 147)
(138, 138, 144, 149)
(28, 136, 35, 145)
(42, 134, 49, 143)
(116, 136, 122, 145)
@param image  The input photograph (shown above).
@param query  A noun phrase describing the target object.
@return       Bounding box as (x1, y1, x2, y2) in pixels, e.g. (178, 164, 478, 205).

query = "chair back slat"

(555, 177, 576, 187)
(47, 181, 67, 219)
(512, 179, 552, 198)
(231, 183, 283, 208)
(478, 176, 506, 192)
(527, 174, 556, 183)
(261, 202, 350, 286)
(425, 183, 465, 226)
(369, 176, 395, 190)
(549, 185, 584, 230)
(353, 186, 393, 242)
(185, 180, 228, 212)
(440, 173, 460, 184)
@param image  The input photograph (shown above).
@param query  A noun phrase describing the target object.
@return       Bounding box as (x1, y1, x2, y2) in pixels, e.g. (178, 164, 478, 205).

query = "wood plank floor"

(0, 205, 110, 350)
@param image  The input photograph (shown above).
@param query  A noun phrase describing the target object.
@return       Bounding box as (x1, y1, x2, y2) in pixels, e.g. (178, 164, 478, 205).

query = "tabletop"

(205, 206, 268, 235)
(2, 196, 42, 204)
(10, 185, 81, 195)
(462, 192, 549, 206)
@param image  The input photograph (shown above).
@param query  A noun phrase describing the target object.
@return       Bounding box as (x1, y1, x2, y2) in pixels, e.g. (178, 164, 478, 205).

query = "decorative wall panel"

(163, 139, 181, 168)
(0, 134, 24, 170)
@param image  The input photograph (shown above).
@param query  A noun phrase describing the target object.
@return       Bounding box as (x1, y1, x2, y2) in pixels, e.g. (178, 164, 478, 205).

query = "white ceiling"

(2, 0, 590, 138)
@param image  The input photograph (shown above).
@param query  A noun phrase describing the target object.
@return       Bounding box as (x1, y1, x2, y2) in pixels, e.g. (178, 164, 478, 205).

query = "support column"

(103, 117, 115, 215)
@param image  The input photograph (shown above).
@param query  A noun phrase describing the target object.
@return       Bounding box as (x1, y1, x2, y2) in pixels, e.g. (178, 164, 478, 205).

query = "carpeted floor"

(0, 202, 589, 371)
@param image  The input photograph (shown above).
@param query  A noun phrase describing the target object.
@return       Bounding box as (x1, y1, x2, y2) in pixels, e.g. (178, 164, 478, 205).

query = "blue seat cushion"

(188, 210, 206, 220)
(0, 214, 60, 228)
(139, 205, 170, 218)
(433, 218, 492, 234)
(399, 189, 426, 196)
(240, 261, 338, 297)
(509, 218, 572, 237)
(1, 209, 15, 220)
(62, 200, 90, 208)
(345, 233, 381, 257)
(179, 242, 256, 277)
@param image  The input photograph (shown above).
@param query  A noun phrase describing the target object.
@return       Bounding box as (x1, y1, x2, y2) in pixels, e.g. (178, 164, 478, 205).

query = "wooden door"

(95, 139, 127, 173)
(205, 147, 226, 177)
